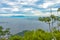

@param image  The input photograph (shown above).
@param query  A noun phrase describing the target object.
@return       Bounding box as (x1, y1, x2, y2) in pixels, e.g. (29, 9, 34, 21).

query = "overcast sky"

(0, 0, 60, 17)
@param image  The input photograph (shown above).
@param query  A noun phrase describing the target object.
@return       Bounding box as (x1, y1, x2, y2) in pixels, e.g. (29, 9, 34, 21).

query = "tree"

(39, 15, 57, 40)
(56, 8, 60, 31)
(0, 26, 3, 38)
(57, 8, 60, 11)
(0, 26, 10, 40)
(50, 15, 57, 27)
(39, 17, 51, 32)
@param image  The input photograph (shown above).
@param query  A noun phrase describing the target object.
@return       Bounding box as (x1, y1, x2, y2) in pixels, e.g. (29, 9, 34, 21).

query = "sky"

(0, 0, 60, 17)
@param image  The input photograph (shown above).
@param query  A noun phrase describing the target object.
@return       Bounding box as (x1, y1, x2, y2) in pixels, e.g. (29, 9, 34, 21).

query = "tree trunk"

(57, 11, 59, 31)
(48, 23, 51, 32)
(52, 21, 54, 28)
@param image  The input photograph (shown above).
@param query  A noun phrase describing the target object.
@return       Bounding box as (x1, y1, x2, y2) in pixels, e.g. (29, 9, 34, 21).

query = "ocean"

(0, 17, 49, 34)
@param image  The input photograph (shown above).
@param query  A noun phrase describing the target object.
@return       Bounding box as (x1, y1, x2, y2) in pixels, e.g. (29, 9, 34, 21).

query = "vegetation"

(0, 26, 10, 40)
(0, 19, 60, 40)
(9, 29, 60, 40)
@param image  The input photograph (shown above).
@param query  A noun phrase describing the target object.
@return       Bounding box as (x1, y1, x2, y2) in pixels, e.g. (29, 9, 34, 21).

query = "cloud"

(38, 1, 55, 8)
(30, 9, 60, 17)
(31, 10, 51, 16)
(22, 8, 33, 12)
(18, 0, 38, 5)
(0, 8, 59, 17)
(7, 2, 16, 6)
(0, 8, 12, 13)
(11, 7, 19, 11)
(0, 0, 37, 12)
(0, 14, 24, 16)
(0, 0, 60, 17)
(38, 0, 60, 8)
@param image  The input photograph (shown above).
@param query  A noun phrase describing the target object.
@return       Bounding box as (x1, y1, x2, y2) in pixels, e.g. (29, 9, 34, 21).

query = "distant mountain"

(11, 16, 25, 18)
(11, 16, 39, 20)
(16, 30, 30, 36)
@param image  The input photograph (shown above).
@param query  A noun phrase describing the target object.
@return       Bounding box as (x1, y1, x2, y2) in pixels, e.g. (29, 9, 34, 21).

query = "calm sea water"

(0, 17, 49, 34)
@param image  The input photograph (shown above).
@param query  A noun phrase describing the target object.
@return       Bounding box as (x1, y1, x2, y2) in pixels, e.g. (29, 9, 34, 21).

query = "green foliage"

(0, 26, 60, 40)
(9, 35, 22, 40)
(0, 26, 10, 35)
(39, 17, 51, 23)
(21, 29, 53, 40)
(0, 38, 6, 40)
(0, 26, 10, 40)
(16, 30, 30, 36)
(57, 8, 60, 11)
